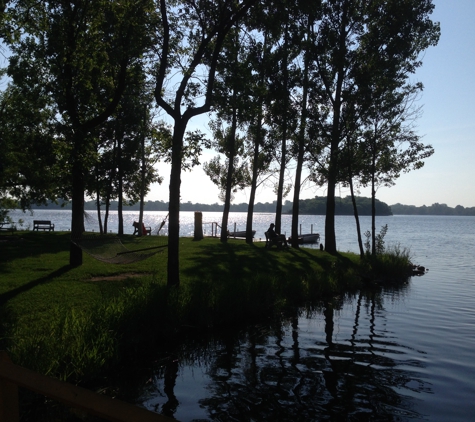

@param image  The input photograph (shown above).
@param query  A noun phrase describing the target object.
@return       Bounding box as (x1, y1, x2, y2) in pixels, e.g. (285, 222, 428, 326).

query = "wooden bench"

(132, 221, 151, 236)
(265, 231, 283, 249)
(33, 220, 55, 231)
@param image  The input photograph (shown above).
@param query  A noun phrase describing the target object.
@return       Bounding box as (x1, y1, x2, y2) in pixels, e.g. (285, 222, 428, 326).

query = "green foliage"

(363, 244, 413, 284)
(375, 224, 389, 255)
(364, 230, 371, 255)
(88, 79, 164, 211)
(364, 224, 389, 256)
(0, 197, 18, 219)
(1, 0, 160, 232)
(0, 198, 26, 230)
(302, 0, 439, 253)
(0, 83, 65, 208)
(203, 155, 251, 201)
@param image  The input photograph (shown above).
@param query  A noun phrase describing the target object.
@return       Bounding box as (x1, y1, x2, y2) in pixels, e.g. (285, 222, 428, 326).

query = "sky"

(146, 0, 475, 208)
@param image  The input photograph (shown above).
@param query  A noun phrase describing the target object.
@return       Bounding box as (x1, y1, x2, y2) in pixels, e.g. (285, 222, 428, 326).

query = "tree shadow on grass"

(0, 265, 72, 306)
(182, 242, 284, 282)
(0, 232, 71, 271)
(180, 240, 341, 285)
(175, 240, 365, 330)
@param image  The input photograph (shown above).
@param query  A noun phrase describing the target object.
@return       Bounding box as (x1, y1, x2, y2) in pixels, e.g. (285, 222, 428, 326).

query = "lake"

(8, 210, 475, 421)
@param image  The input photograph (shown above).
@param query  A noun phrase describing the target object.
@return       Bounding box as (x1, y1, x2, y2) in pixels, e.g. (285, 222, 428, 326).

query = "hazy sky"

(148, 0, 475, 208)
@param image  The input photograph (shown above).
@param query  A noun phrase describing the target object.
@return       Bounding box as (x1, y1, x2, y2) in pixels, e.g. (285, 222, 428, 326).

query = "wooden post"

(194, 212, 203, 240)
(0, 352, 19, 422)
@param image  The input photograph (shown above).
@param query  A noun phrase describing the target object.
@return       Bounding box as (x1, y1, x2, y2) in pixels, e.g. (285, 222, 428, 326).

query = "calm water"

(8, 210, 475, 421)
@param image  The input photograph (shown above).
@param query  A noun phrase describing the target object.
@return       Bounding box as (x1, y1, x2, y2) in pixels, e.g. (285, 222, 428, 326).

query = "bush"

(365, 244, 412, 284)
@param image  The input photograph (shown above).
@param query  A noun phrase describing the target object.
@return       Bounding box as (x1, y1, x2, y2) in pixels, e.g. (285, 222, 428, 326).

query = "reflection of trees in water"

(197, 287, 429, 421)
(136, 289, 428, 421)
(162, 359, 179, 417)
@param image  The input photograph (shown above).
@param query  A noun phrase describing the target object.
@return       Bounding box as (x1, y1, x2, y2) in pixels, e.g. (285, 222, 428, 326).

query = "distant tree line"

(29, 199, 290, 213)
(30, 196, 393, 215)
(29, 197, 475, 216)
(390, 203, 475, 216)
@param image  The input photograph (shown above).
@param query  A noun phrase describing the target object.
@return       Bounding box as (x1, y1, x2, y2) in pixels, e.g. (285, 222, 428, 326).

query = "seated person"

(133, 221, 149, 235)
(266, 223, 288, 247)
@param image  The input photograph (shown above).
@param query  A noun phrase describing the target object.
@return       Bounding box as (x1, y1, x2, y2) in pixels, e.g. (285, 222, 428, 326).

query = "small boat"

(288, 233, 320, 244)
(229, 230, 256, 238)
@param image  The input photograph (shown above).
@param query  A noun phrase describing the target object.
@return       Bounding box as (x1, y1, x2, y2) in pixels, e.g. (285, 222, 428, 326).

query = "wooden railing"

(0, 351, 173, 422)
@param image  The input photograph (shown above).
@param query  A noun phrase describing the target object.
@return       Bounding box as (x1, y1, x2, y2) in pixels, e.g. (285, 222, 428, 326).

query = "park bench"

(264, 230, 283, 249)
(132, 221, 152, 236)
(0, 221, 15, 234)
(33, 220, 55, 231)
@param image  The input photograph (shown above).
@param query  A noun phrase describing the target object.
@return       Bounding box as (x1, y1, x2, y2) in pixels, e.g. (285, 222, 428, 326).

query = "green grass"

(0, 231, 407, 384)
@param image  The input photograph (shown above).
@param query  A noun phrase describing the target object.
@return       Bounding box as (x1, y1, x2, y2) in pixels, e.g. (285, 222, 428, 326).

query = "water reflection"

(140, 285, 431, 421)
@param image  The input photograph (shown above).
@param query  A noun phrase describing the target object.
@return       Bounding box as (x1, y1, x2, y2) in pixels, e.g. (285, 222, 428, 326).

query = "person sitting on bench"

(266, 223, 288, 247)
(132, 221, 151, 235)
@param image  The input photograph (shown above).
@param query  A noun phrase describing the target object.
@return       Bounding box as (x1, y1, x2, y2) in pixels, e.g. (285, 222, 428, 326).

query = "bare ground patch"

(89, 272, 151, 282)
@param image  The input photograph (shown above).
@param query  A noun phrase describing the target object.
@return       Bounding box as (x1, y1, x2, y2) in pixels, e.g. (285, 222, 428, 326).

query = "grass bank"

(0, 231, 409, 385)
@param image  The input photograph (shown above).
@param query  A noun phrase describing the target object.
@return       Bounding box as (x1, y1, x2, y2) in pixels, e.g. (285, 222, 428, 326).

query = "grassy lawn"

(0, 231, 366, 383)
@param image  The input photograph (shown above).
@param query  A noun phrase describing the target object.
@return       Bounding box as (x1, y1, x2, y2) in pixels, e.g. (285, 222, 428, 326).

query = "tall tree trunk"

(104, 197, 110, 234)
(291, 111, 307, 248)
(345, 136, 364, 257)
(95, 166, 104, 235)
(246, 30, 267, 244)
(325, 170, 338, 253)
(116, 128, 124, 235)
(325, 95, 342, 254)
(275, 138, 286, 235)
(324, 0, 349, 254)
(246, 157, 258, 245)
(168, 120, 186, 287)
(220, 26, 240, 243)
(69, 129, 87, 266)
(291, 21, 311, 249)
(349, 175, 364, 258)
(274, 27, 289, 235)
(371, 149, 377, 256)
(221, 102, 238, 243)
(104, 135, 117, 235)
(246, 123, 261, 244)
(138, 109, 146, 236)
(96, 201, 104, 234)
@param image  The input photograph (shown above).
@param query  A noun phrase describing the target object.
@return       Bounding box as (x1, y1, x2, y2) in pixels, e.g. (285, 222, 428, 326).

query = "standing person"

(266, 223, 289, 247)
